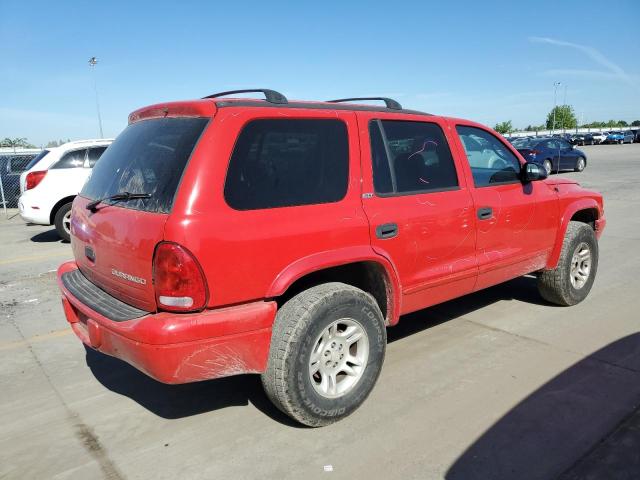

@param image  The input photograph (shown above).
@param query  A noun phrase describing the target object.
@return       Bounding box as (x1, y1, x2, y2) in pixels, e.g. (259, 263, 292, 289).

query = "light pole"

(562, 84, 568, 132)
(552, 82, 561, 134)
(88, 57, 104, 138)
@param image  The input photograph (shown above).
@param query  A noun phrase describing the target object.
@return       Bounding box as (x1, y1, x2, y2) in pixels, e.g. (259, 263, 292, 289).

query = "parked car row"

(508, 130, 640, 146)
(568, 131, 637, 145)
(17, 139, 113, 240)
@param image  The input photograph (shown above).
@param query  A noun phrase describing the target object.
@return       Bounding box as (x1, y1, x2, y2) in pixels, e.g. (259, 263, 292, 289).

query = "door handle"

(376, 223, 398, 239)
(477, 207, 493, 220)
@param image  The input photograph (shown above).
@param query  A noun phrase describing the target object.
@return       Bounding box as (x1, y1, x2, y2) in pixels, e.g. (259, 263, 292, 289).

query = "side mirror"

(521, 162, 548, 182)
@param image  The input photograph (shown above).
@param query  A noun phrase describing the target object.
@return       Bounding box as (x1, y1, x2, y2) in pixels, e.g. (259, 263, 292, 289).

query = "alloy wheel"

(63, 210, 72, 235)
(309, 318, 369, 398)
(570, 242, 591, 289)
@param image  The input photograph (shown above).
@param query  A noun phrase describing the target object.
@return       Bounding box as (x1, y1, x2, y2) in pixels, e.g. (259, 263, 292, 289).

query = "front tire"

(574, 157, 586, 172)
(261, 283, 386, 427)
(538, 221, 598, 306)
(53, 202, 72, 242)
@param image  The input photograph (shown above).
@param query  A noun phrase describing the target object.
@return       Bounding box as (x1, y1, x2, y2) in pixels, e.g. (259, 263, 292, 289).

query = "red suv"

(57, 89, 605, 426)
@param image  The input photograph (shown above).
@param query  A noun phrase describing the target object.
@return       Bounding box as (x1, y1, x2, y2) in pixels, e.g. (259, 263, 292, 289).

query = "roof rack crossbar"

(203, 89, 288, 104)
(327, 97, 402, 110)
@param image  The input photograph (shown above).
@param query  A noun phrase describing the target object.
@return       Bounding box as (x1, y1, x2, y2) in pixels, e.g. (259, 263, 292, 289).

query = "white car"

(18, 139, 113, 241)
(591, 132, 608, 144)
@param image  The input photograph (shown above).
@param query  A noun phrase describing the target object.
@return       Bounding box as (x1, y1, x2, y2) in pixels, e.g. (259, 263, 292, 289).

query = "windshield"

(81, 117, 208, 213)
(24, 150, 50, 170)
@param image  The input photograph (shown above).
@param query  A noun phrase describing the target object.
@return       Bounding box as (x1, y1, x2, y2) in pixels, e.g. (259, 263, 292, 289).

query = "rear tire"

(538, 221, 598, 306)
(54, 202, 72, 242)
(543, 159, 553, 175)
(261, 282, 386, 427)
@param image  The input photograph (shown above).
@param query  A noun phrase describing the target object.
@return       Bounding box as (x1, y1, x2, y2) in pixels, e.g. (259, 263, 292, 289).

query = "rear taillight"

(153, 242, 208, 312)
(529, 150, 539, 157)
(25, 170, 47, 190)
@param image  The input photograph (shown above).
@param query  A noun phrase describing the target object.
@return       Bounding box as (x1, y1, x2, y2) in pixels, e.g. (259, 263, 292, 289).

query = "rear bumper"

(18, 192, 51, 225)
(57, 261, 276, 384)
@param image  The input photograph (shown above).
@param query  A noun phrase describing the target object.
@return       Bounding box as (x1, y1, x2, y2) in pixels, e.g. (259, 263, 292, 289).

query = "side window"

(8, 155, 33, 173)
(369, 120, 458, 195)
(224, 119, 349, 210)
(51, 149, 87, 169)
(86, 147, 108, 167)
(456, 126, 522, 187)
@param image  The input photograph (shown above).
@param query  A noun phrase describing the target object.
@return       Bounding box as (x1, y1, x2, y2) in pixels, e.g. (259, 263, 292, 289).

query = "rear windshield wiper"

(86, 191, 152, 211)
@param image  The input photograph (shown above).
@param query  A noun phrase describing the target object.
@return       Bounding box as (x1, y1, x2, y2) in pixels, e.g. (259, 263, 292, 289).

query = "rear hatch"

(71, 116, 209, 312)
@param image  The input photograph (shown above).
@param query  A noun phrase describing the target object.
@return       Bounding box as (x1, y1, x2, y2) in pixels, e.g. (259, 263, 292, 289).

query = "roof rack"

(327, 97, 402, 110)
(203, 89, 288, 104)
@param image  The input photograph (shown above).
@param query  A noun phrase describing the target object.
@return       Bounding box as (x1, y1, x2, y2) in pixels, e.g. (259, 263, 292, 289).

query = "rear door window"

(51, 149, 87, 169)
(81, 117, 208, 213)
(456, 126, 522, 187)
(86, 146, 108, 167)
(369, 120, 458, 195)
(224, 119, 349, 210)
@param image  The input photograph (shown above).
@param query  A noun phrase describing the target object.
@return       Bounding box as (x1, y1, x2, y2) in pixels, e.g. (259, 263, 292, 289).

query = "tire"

(261, 282, 386, 427)
(53, 202, 72, 242)
(543, 159, 553, 175)
(574, 157, 586, 172)
(538, 221, 598, 306)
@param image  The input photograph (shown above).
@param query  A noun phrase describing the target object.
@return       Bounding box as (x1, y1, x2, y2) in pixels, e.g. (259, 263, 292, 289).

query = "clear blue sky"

(1, 0, 639, 145)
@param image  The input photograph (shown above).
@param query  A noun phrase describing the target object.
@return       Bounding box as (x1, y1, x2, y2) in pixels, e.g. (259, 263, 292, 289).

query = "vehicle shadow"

(388, 274, 547, 344)
(30, 229, 66, 243)
(85, 275, 550, 427)
(84, 346, 302, 426)
(445, 333, 640, 480)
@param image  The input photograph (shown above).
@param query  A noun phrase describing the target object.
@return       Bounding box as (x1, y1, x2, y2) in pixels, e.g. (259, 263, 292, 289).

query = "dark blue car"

(511, 137, 587, 174)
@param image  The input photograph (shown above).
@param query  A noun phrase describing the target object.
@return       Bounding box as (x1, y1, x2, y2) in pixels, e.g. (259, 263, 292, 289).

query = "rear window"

(81, 117, 208, 213)
(511, 138, 535, 148)
(25, 150, 49, 170)
(224, 119, 349, 210)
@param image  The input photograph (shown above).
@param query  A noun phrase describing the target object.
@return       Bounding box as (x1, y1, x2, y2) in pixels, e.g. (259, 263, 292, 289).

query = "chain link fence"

(0, 149, 41, 217)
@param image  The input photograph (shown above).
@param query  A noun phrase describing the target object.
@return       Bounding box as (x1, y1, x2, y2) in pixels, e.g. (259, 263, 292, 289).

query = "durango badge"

(111, 269, 147, 285)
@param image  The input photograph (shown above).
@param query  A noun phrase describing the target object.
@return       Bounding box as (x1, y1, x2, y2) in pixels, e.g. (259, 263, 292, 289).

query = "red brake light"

(153, 242, 208, 312)
(530, 150, 539, 156)
(26, 170, 47, 190)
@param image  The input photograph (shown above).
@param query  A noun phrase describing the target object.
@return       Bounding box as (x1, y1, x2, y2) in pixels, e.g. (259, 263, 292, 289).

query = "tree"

(618, 120, 628, 127)
(494, 120, 513, 134)
(0, 137, 35, 150)
(632, 120, 640, 127)
(546, 105, 577, 130)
